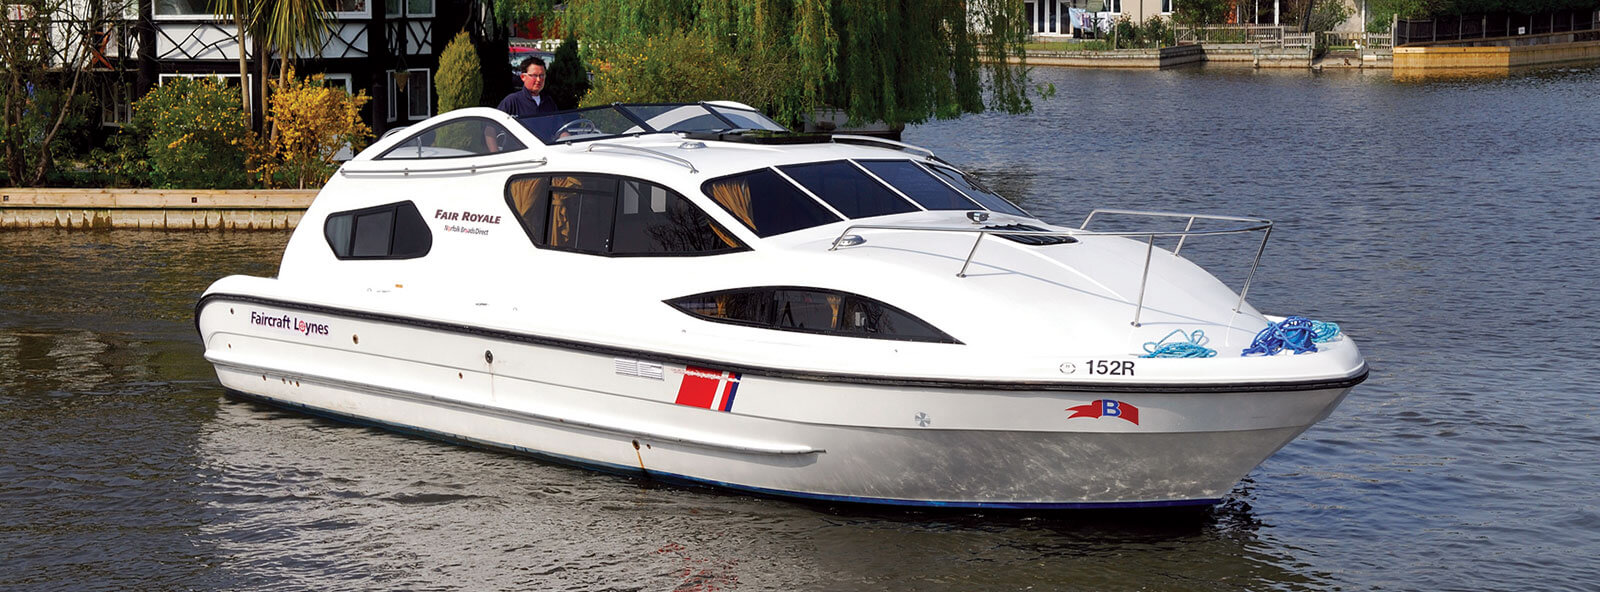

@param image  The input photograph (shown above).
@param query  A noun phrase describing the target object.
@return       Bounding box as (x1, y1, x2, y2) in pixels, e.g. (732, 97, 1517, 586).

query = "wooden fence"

(1396, 10, 1599, 46)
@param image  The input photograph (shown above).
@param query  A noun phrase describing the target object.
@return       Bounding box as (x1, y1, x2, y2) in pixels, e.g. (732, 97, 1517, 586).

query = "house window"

(317, 73, 353, 94)
(156, 0, 210, 16)
(406, 0, 434, 17)
(1162, 0, 1174, 13)
(1106, 0, 1122, 13)
(328, 0, 366, 16)
(387, 68, 430, 122)
(101, 83, 132, 127)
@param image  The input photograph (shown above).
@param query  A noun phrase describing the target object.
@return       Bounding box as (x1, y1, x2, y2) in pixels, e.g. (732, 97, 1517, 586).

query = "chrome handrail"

(830, 134, 938, 159)
(586, 143, 699, 173)
(828, 210, 1273, 327)
(339, 157, 549, 176)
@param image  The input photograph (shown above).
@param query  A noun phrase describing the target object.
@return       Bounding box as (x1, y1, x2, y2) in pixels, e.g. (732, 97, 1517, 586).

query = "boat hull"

(198, 294, 1361, 509)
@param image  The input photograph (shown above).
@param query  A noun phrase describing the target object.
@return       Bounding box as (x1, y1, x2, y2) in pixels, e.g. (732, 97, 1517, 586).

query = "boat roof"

(355, 103, 960, 179)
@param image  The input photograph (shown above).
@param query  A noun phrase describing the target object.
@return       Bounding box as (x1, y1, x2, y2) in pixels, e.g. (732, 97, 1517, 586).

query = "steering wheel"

(554, 118, 600, 138)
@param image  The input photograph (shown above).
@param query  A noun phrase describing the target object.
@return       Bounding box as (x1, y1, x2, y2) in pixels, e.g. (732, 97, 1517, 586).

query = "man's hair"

(518, 56, 547, 75)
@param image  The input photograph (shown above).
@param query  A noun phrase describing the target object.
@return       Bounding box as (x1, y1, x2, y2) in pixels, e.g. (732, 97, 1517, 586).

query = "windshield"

(516, 103, 787, 145)
(703, 159, 1032, 238)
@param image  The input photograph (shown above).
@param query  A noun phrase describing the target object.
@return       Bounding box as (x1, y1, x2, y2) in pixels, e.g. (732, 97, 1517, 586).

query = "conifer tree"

(545, 37, 592, 111)
(436, 31, 483, 113)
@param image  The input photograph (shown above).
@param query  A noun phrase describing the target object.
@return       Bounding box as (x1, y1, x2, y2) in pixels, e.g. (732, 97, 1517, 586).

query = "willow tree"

(505, 0, 1037, 127)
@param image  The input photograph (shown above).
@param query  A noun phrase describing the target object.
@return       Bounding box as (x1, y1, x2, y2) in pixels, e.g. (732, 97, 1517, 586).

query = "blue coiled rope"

(1242, 316, 1341, 356)
(1141, 329, 1217, 358)
(1310, 320, 1342, 343)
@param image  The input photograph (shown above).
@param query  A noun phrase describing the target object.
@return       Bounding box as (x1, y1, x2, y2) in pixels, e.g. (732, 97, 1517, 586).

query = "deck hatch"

(983, 224, 1079, 246)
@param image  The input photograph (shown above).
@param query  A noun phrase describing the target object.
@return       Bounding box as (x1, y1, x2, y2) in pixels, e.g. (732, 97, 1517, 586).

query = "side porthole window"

(324, 201, 432, 260)
(666, 287, 959, 344)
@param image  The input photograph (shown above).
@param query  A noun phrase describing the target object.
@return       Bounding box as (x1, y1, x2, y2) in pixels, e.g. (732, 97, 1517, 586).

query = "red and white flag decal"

(676, 366, 741, 412)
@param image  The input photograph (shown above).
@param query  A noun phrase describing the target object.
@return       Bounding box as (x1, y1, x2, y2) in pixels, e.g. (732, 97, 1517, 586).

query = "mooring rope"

(1140, 329, 1217, 358)
(1242, 316, 1329, 356)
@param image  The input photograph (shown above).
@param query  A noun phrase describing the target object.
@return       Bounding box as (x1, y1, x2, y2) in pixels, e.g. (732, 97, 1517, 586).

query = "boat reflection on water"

(194, 395, 1328, 591)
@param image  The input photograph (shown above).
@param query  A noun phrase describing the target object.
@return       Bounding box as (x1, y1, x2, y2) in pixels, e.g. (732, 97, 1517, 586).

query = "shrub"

(545, 36, 592, 110)
(126, 77, 252, 189)
(1173, 0, 1234, 27)
(436, 30, 481, 113)
(1144, 16, 1175, 47)
(256, 72, 372, 189)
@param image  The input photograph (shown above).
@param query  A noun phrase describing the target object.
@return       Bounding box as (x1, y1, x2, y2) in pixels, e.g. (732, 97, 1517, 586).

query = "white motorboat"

(195, 102, 1367, 509)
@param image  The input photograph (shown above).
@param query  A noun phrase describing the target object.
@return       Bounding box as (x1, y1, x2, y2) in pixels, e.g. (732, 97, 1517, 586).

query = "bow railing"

(828, 209, 1273, 327)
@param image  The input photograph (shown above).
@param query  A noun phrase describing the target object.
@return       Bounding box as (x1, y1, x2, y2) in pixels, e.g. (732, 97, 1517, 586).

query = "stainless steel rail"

(828, 209, 1273, 327)
(586, 143, 699, 173)
(339, 157, 549, 176)
(830, 134, 939, 160)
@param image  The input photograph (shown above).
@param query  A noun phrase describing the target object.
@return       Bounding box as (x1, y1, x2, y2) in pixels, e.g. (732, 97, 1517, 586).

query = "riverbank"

(1012, 43, 1393, 69)
(0, 188, 315, 230)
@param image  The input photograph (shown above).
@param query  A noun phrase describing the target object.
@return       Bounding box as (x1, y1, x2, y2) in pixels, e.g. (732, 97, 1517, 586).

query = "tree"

(208, 0, 257, 126)
(0, 0, 121, 185)
(436, 30, 483, 113)
(506, 0, 1039, 128)
(1173, 0, 1234, 26)
(545, 36, 591, 110)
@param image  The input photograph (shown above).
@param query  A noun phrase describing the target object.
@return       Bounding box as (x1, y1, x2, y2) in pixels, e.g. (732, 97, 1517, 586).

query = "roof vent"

(984, 223, 1078, 246)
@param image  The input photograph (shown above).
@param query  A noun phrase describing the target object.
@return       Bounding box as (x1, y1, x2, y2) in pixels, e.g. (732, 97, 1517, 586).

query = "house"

(1024, 0, 1175, 37)
(99, 0, 487, 136)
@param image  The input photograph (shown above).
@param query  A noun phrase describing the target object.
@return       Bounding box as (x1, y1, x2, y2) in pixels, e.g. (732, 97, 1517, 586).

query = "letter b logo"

(1102, 400, 1122, 418)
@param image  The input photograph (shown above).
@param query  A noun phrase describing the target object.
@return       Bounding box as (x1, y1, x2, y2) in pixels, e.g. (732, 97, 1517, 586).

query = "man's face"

(521, 63, 547, 94)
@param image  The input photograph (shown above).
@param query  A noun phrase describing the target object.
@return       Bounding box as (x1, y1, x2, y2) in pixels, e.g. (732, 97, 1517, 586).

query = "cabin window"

(506, 174, 744, 256)
(324, 201, 433, 260)
(378, 117, 525, 159)
(667, 287, 959, 344)
(778, 161, 920, 219)
(855, 160, 981, 211)
(922, 164, 1030, 217)
(703, 169, 842, 238)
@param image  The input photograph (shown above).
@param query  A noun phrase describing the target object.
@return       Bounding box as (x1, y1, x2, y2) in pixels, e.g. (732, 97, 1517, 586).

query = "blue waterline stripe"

(225, 389, 1222, 511)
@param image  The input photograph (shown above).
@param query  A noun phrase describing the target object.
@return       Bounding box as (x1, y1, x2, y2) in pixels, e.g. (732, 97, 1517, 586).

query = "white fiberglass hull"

(197, 294, 1364, 509)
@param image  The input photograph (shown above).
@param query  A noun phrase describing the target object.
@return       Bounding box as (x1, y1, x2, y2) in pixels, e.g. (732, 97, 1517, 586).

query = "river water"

(3, 64, 1598, 591)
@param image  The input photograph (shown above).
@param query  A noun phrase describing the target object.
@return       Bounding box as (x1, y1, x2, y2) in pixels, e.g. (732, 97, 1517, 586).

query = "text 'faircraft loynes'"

(195, 102, 1367, 509)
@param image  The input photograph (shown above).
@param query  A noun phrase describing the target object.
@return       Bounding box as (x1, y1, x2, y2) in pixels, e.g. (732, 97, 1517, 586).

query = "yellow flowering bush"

(126, 77, 253, 188)
(256, 71, 373, 188)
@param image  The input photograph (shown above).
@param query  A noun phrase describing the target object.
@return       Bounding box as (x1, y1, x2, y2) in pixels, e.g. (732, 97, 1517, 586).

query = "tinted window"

(666, 287, 959, 344)
(613, 180, 743, 254)
(858, 160, 980, 211)
(704, 169, 841, 238)
(507, 174, 744, 256)
(779, 161, 919, 219)
(323, 201, 432, 260)
(352, 211, 394, 256)
(378, 117, 525, 159)
(924, 164, 1029, 217)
